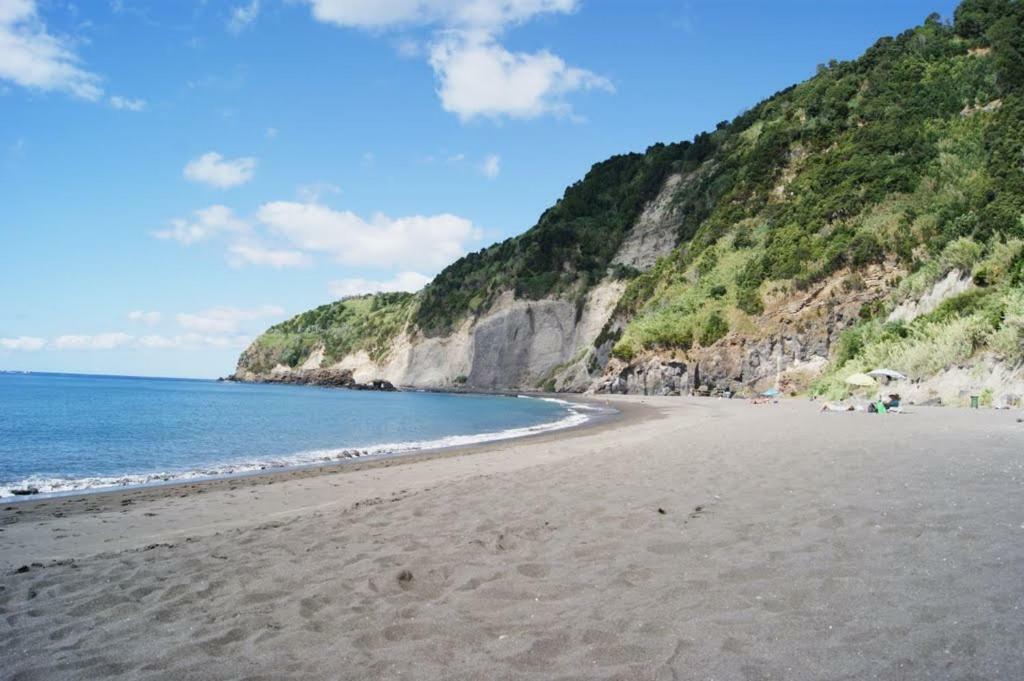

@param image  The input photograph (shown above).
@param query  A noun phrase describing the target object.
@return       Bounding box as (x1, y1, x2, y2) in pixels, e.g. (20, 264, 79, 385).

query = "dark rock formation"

(228, 369, 397, 392)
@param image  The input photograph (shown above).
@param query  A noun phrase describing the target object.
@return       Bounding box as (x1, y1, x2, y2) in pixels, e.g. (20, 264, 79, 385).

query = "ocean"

(0, 372, 593, 498)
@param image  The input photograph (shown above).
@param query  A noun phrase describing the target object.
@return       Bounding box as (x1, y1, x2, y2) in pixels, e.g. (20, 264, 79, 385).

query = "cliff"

(236, 0, 1024, 407)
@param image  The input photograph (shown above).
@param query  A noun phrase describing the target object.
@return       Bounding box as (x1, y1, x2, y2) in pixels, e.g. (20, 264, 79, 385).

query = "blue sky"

(1, 0, 959, 378)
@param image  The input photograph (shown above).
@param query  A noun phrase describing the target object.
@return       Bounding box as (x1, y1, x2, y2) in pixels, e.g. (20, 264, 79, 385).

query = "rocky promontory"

(227, 368, 396, 391)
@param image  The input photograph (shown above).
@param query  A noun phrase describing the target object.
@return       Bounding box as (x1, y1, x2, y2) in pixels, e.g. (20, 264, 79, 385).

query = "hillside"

(235, 0, 1024, 406)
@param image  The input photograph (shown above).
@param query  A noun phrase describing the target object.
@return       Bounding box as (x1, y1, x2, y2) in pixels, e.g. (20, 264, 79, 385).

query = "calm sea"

(0, 372, 592, 498)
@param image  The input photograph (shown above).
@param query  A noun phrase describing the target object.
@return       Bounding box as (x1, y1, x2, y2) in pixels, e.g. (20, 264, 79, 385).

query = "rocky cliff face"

(234, 174, 891, 398)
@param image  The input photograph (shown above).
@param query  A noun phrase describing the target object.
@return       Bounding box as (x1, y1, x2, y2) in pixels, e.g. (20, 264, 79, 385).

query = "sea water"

(0, 372, 593, 498)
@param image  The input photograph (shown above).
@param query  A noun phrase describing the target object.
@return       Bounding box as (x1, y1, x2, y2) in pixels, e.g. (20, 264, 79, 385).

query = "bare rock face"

(611, 172, 689, 271)
(597, 358, 689, 396)
(887, 269, 973, 323)
(466, 297, 579, 389)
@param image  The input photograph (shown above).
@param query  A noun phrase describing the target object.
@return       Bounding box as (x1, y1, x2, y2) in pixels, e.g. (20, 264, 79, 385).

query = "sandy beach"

(1, 395, 1022, 680)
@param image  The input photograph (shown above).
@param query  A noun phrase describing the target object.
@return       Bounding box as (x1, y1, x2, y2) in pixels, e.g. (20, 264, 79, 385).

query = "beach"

(1, 395, 1022, 680)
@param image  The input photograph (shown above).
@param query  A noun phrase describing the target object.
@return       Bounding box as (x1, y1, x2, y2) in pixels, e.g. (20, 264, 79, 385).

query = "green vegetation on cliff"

(240, 0, 1024, 383)
(612, 0, 1024, 366)
(413, 142, 707, 336)
(237, 293, 415, 374)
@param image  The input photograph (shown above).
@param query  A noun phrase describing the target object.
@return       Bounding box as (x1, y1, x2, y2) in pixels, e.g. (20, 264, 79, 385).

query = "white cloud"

(1, 331, 251, 352)
(183, 152, 257, 189)
(328, 271, 432, 298)
(176, 305, 284, 334)
(53, 333, 133, 350)
(153, 205, 249, 245)
(109, 95, 145, 111)
(128, 310, 161, 325)
(228, 242, 311, 269)
(480, 153, 500, 178)
(0, 336, 45, 351)
(429, 32, 611, 120)
(0, 0, 103, 100)
(258, 201, 480, 270)
(137, 333, 251, 350)
(228, 0, 261, 33)
(302, 0, 607, 121)
(303, 0, 577, 30)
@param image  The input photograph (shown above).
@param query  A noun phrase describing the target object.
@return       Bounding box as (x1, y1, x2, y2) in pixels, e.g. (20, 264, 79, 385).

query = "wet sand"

(1, 396, 1022, 680)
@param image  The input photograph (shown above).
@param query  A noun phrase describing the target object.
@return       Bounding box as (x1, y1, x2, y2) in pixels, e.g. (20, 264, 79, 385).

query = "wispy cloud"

(228, 0, 261, 34)
(258, 201, 481, 270)
(52, 333, 133, 350)
(297, 182, 341, 203)
(328, 271, 432, 298)
(176, 305, 284, 334)
(153, 205, 249, 245)
(0, 336, 46, 351)
(109, 95, 146, 111)
(480, 153, 500, 178)
(1, 332, 251, 352)
(0, 0, 103, 100)
(128, 310, 162, 325)
(183, 152, 257, 189)
(227, 242, 311, 269)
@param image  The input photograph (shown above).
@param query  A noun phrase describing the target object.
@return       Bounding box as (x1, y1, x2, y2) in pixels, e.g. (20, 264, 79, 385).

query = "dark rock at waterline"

(10, 488, 39, 496)
(15, 565, 30, 574)
(227, 369, 397, 392)
(350, 379, 397, 392)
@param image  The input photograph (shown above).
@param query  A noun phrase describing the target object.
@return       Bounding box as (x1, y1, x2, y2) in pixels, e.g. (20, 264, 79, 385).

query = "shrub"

(938, 237, 983, 274)
(850, 231, 884, 267)
(736, 285, 764, 315)
(611, 339, 637, 361)
(699, 313, 729, 346)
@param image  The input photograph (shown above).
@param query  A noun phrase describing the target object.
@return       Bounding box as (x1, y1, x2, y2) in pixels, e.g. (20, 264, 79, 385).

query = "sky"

(1, 0, 960, 378)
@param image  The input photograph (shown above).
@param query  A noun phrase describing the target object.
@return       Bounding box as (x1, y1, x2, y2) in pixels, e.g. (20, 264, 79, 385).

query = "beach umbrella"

(844, 373, 877, 387)
(867, 368, 907, 381)
(760, 388, 780, 397)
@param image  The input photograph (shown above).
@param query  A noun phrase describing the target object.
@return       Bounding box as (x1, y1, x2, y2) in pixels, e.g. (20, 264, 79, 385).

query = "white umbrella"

(845, 373, 877, 387)
(868, 368, 907, 381)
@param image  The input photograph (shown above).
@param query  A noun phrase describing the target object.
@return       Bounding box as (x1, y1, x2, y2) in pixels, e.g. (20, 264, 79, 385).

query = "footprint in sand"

(299, 595, 327, 619)
(196, 627, 247, 655)
(516, 563, 550, 578)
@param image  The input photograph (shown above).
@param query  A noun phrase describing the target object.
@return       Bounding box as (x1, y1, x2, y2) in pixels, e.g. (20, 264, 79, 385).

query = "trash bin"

(970, 395, 980, 409)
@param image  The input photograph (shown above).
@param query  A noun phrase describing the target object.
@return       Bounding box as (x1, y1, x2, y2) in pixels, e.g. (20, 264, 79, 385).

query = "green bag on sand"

(875, 401, 887, 414)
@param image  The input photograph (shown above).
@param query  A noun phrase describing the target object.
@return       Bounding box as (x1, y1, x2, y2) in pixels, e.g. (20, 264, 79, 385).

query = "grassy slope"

(238, 293, 416, 374)
(241, 0, 1024, 382)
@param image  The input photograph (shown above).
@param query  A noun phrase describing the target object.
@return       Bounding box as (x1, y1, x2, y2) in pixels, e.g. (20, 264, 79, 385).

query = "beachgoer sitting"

(883, 393, 901, 409)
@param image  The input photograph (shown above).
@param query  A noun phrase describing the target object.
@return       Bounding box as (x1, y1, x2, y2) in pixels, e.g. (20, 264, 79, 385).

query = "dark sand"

(1, 396, 1022, 680)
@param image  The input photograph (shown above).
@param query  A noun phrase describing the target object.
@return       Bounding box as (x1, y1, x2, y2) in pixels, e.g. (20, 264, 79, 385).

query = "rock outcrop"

(229, 367, 396, 391)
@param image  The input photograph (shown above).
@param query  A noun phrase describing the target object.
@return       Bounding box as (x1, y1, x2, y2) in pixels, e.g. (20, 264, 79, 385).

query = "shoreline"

(2, 396, 1022, 679)
(0, 392, 615, 502)
(0, 396, 650, 530)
